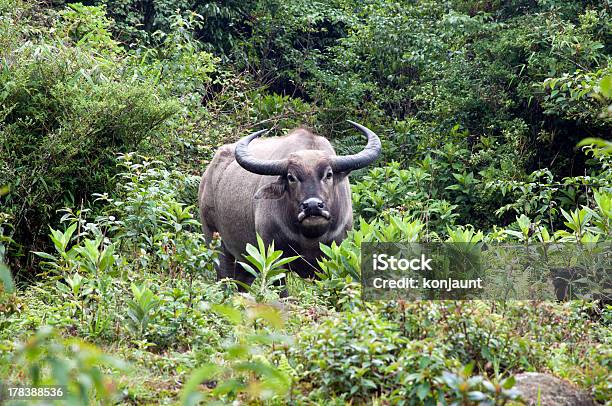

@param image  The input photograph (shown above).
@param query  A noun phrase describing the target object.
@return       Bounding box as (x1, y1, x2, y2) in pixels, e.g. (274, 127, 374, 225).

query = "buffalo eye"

(325, 171, 333, 180)
(287, 173, 297, 183)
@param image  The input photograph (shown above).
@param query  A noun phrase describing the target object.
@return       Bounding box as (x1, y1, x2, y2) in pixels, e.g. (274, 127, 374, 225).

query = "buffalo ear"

(254, 179, 285, 200)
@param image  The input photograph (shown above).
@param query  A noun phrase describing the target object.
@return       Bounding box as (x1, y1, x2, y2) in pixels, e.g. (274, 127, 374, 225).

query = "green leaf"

(99, 243, 115, 272)
(180, 364, 219, 406)
(33, 251, 58, 261)
(256, 234, 266, 256)
(599, 75, 612, 98)
(467, 391, 487, 401)
(245, 244, 264, 267)
(319, 243, 332, 257)
(462, 362, 475, 376)
(0, 263, 14, 294)
(504, 230, 525, 239)
(266, 250, 283, 266)
(502, 376, 516, 389)
(237, 261, 259, 278)
(247, 304, 285, 328)
(226, 344, 249, 359)
(63, 223, 78, 248)
(274, 255, 300, 267)
(268, 273, 286, 284)
(577, 137, 612, 152)
(235, 360, 290, 388)
(211, 304, 243, 324)
(234, 280, 254, 293)
(416, 382, 431, 400)
(211, 378, 245, 396)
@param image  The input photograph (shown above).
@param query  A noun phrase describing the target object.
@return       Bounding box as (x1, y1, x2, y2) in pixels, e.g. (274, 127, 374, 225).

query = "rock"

(514, 372, 595, 406)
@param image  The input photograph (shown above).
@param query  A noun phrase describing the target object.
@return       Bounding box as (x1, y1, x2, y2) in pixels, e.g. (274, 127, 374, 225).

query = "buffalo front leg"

(216, 243, 255, 290)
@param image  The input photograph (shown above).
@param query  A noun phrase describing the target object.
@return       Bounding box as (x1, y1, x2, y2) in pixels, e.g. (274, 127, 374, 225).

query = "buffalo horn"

(331, 120, 381, 172)
(234, 129, 288, 175)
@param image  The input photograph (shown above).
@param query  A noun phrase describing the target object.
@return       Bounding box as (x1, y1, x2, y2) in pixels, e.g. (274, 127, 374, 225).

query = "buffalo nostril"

(301, 198, 326, 212)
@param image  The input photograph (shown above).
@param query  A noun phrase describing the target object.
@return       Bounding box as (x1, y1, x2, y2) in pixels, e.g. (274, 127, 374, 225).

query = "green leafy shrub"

(291, 308, 522, 404)
(58, 3, 121, 54)
(126, 283, 160, 339)
(0, 4, 178, 264)
(442, 363, 520, 405)
(242, 0, 350, 97)
(22, 152, 222, 346)
(181, 299, 293, 404)
(95, 153, 217, 278)
(0, 241, 19, 319)
(352, 162, 459, 232)
(7, 326, 125, 404)
(129, 12, 218, 100)
(319, 215, 424, 280)
(78, 0, 253, 56)
(34, 223, 118, 276)
(542, 68, 612, 125)
(31, 221, 121, 339)
(292, 310, 412, 402)
(550, 340, 611, 403)
(247, 92, 315, 129)
(239, 0, 611, 233)
(236, 234, 299, 302)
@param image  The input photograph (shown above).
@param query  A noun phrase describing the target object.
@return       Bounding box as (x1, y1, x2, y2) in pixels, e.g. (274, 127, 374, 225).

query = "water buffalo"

(198, 121, 381, 286)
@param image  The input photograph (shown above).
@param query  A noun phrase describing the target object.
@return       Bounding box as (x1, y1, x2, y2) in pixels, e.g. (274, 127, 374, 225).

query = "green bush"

(291, 307, 523, 404)
(352, 162, 459, 232)
(0, 4, 178, 264)
(7, 326, 126, 404)
(23, 152, 222, 348)
(68, 0, 253, 57)
(180, 299, 293, 404)
(97, 153, 217, 277)
(292, 310, 412, 401)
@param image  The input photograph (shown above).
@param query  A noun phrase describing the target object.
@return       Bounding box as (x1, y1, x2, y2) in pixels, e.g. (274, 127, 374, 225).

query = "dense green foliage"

(0, 0, 610, 404)
(0, 3, 179, 268)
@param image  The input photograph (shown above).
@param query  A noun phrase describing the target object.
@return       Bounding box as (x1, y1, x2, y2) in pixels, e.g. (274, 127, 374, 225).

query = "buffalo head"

(234, 121, 381, 239)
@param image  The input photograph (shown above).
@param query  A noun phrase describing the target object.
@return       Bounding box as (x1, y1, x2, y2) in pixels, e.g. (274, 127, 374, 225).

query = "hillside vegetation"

(0, 0, 610, 404)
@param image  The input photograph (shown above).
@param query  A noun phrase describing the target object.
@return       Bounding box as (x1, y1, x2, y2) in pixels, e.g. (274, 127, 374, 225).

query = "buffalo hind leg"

(216, 243, 255, 291)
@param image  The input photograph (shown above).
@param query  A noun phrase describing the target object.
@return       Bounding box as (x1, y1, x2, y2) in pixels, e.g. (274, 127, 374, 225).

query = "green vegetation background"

(0, 0, 610, 404)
